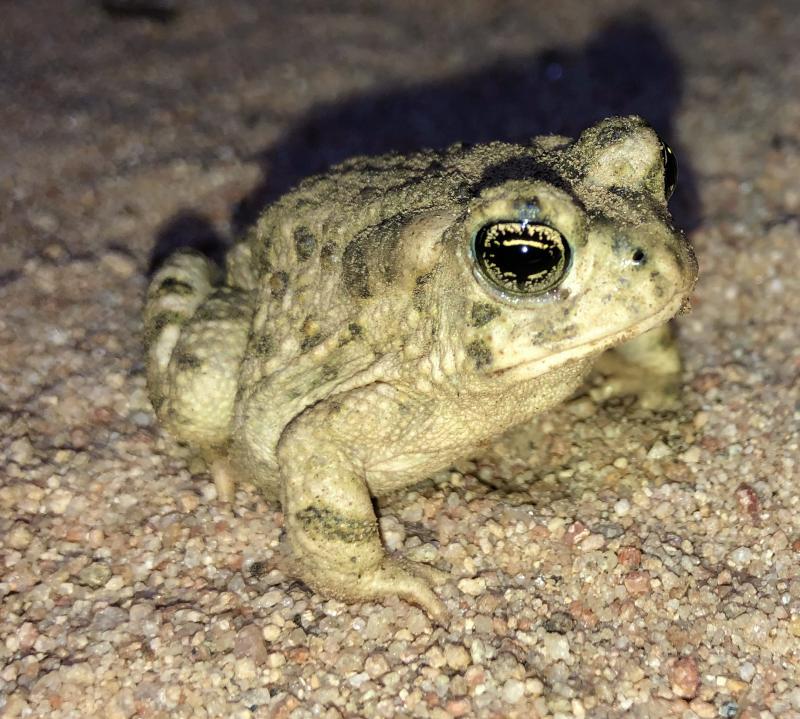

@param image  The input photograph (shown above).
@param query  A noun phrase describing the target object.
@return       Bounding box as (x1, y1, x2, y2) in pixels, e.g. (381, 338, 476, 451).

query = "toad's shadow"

(151, 16, 698, 271)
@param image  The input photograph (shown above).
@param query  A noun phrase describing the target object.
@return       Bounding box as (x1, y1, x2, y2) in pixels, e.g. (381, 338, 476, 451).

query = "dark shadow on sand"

(150, 15, 698, 272)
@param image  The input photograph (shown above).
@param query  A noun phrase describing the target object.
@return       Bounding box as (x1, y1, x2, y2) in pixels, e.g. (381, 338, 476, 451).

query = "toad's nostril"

(631, 248, 646, 265)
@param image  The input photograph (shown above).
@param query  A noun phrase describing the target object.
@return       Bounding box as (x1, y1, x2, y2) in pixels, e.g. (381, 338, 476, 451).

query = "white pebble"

(543, 633, 570, 661)
(739, 662, 756, 682)
(502, 678, 525, 703)
(730, 547, 753, 564)
(458, 577, 487, 596)
(647, 441, 672, 459)
(614, 498, 631, 516)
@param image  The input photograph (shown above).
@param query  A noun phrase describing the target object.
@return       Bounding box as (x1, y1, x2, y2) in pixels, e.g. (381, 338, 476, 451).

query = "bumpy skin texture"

(144, 116, 698, 620)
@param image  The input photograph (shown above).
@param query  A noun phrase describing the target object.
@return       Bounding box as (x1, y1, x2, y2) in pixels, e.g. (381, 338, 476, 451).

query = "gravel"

(2, 1, 800, 718)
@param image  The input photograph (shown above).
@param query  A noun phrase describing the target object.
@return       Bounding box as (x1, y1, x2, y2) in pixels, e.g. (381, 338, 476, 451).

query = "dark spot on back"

(342, 214, 407, 298)
(269, 271, 289, 299)
(253, 334, 273, 357)
(300, 332, 324, 352)
(320, 364, 338, 382)
(320, 242, 337, 266)
(294, 227, 317, 262)
(466, 339, 493, 370)
(470, 302, 501, 327)
(338, 322, 364, 347)
(342, 239, 371, 298)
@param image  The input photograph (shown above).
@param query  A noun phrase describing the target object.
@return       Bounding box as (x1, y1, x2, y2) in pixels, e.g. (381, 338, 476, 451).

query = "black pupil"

(475, 222, 568, 294)
(660, 139, 678, 199)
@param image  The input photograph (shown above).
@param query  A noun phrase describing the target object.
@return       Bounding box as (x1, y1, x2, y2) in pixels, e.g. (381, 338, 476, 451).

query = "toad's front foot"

(590, 324, 684, 410)
(290, 551, 448, 622)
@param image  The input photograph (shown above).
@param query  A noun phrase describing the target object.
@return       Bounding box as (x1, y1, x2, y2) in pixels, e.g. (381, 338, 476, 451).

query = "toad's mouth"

(489, 290, 689, 380)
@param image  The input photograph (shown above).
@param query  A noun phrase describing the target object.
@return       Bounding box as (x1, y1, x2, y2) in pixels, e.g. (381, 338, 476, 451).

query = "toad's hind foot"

(209, 456, 237, 502)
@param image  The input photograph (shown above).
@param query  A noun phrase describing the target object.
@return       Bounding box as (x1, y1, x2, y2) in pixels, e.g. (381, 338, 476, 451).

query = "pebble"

(729, 547, 753, 564)
(444, 697, 471, 717)
(8, 437, 35, 465)
(77, 562, 112, 588)
(129, 411, 153, 427)
(501, 678, 525, 703)
(348, 672, 370, 688)
(6, 523, 34, 550)
(129, 602, 158, 635)
(669, 656, 700, 699)
(17, 622, 38, 651)
(364, 653, 390, 678)
(647, 441, 672, 459)
(406, 610, 431, 636)
(735, 484, 760, 516)
(543, 611, 575, 634)
(457, 577, 486, 596)
(92, 606, 129, 631)
(543, 633, 571, 661)
(680, 446, 701, 463)
(234, 657, 257, 683)
(365, 611, 391, 638)
(788, 616, 800, 638)
(580, 533, 605, 551)
(564, 520, 590, 545)
(235, 624, 269, 664)
(739, 661, 756, 682)
(613, 498, 631, 516)
(624, 571, 651, 595)
(444, 644, 471, 671)
(262, 624, 282, 642)
(689, 698, 716, 718)
(46, 488, 74, 515)
(617, 546, 642, 568)
(177, 491, 201, 513)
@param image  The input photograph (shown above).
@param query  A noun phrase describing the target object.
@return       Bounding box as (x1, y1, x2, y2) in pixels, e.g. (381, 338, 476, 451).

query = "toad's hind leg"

(276, 393, 447, 622)
(590, 324, 684, 409)
(144, 250, 253, 497)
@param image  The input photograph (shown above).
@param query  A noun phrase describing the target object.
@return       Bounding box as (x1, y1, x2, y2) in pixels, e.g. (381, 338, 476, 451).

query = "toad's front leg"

(276, 389, 447, 621)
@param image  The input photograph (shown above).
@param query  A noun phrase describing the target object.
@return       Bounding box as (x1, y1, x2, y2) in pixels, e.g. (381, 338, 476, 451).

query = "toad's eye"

(473, 221, 571, 296)
(659, 138, 678, 200)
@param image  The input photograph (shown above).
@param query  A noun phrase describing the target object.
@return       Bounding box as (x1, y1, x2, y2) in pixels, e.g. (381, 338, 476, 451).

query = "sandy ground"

(1, 1, 799, 717)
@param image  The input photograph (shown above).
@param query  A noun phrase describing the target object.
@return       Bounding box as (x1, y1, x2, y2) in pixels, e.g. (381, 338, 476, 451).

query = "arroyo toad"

(144, 116, 697, 619)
